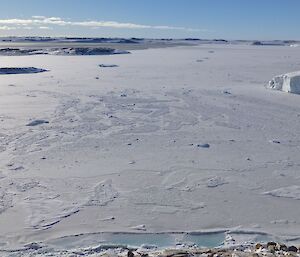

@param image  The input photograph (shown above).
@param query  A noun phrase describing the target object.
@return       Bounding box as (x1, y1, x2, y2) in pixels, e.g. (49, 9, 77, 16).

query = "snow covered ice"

(0, 41, 300, 254)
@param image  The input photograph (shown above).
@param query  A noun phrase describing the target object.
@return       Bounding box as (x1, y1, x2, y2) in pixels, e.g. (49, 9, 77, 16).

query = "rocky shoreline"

(115, 243, 300, 257)
(2, 241, 300, 257)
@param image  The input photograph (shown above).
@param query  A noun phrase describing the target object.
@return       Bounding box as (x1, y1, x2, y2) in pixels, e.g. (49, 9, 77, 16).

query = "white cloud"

(39, 26, 52, 30)
(0, 19, 34, 25)
(0, 25, 16, 30)
(32, 16, 46, 19)
(71, 20, 150, 29)
(0, 16, 204, 32)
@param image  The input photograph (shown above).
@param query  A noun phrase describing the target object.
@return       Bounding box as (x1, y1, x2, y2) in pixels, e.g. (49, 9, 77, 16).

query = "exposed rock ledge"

(0, 67, 48, 75)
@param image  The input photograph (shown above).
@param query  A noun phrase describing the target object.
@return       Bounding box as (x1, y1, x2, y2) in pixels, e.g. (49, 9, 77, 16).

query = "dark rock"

(184, 38, 201, 41)
(288, 246, 298, 252)
(197, 143, 210, 148)
(222, 90, 232, 95)
(278, 244, 287, 251)
(24, 242, 42, 250)
(213, 39, 228, 43)
(255, 243, 262, 249)
(267, 242, 277, 247)
(116, 39, 138, 44)
(252, 41, 263, 46)
(26, 119, 49, 126)
(0, 67, 48, 75)
(272, 140, 281, 144)
(128, 250, 134, 257)
(65, 47, 117, 55)
(99, 64, 119, 68)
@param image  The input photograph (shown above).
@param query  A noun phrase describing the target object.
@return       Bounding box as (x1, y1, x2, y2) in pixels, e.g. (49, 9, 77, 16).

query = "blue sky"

(0, 0, 299, 39)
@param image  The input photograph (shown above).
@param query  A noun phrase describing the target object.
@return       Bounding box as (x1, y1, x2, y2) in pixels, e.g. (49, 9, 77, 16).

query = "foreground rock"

(268, 71, 300, 94)
(5, 242, 298, 257)
(128, 243, 299, 257)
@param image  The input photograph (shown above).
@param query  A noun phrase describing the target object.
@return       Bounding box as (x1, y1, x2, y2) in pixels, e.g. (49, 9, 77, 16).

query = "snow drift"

(268, 71, 300, 94)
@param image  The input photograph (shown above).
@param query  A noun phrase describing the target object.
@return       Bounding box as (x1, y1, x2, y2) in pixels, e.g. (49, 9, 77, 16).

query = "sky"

(0, 0, 299, 40)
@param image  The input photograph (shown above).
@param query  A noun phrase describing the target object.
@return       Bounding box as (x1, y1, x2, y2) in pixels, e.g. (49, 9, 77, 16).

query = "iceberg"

(268, 71, 300, 94)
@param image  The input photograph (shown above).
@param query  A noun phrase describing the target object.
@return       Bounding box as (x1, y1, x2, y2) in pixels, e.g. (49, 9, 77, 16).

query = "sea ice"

(1, 41, 300, 253)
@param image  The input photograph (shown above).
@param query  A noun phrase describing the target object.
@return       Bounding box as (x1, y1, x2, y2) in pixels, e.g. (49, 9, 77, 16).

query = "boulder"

(287, 246, 298, 252)
(128, 250, 134, 257)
